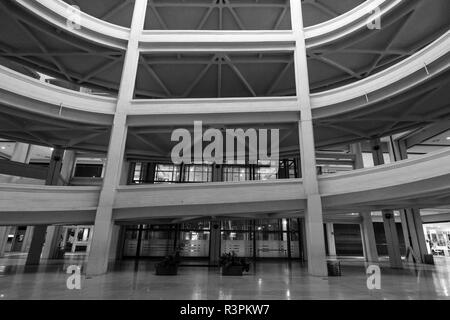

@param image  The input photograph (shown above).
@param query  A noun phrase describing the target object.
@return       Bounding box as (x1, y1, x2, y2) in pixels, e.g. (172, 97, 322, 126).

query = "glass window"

(288, 160, 297, 178)
(149, 224, 176, 231)
(183, 165, 212, 182)
(223, 166, 250, 182)
(221, 220, 253, 231)
(289, 232, 300, 241)
(221, 231, 253, 241)
(141, 230, 172, 240)
(255, 232, 284, 241)
(154, 164, 180, 183)
(181, 220, 210, 230)
(74, 164, 103, 178)
(179, 231, 210, 257)
(288, 219, 299, 231)
(278, 159, 298, 179)
(131, 163, 142, 183)
(255, 219, 282, 232)
(255, 166, 278, 180)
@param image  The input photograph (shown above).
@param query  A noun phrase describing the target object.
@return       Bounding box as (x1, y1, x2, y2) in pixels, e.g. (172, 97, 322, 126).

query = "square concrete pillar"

(25, 225, 47, 265)
(370, 139, 403, 269)
(304, 195, 328, 276)
(0, 226, 11, 257)
(108, 224, 122, 261)
(360, 212, 379, 263)
(41, 226, 64, 260)
(326, 223, 337, 257)
(382, 210, 403, 269)
(209, 221, 222, 266)
(86, 0, 149, 276)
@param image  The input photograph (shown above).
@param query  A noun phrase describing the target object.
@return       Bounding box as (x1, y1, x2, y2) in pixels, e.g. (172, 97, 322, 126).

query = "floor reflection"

(0, 256, 449, 300)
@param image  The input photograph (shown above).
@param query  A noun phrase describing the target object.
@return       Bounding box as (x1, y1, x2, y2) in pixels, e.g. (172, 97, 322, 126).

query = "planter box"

(222, 265, 243, 276)
(155, 264, 178, 275)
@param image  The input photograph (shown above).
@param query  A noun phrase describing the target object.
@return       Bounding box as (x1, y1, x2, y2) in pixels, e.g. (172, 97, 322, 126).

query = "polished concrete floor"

(0, 255, 449, 300)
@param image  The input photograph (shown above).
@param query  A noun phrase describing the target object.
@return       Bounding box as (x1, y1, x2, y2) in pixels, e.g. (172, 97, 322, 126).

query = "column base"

(305, 194, 328, 277)
(86, 206, 115, 277)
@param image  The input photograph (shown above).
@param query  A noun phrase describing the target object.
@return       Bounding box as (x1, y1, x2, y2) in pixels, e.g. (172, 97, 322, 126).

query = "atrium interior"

(0, 0, 449, 300)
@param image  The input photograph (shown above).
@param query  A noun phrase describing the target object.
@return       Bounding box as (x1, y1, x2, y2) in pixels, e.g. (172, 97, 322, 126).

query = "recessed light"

(446, 137, 450, 140)
(0, 146, 5, 150)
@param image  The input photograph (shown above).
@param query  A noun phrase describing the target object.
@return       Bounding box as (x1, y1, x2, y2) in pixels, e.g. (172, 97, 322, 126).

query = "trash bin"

(327, 260, 341, 276)
(424, 254, 434, 265)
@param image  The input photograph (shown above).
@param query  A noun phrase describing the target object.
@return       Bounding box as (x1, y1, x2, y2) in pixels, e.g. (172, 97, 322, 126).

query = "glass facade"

(154, 164, 181, 183)
(128, 156, 362, 185)
(423, 223, 450, 257)
(183, 165, 213, 183)
(129, 159, 299, 185)
(122, 218, 304, 260)
(73, 164, 103, 178)
(223, 166, 251, 182)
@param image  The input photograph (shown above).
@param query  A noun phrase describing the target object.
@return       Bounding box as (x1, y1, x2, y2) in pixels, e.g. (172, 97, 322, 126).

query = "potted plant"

(219, 251, 250, 276)
(155, 251, 181, 275)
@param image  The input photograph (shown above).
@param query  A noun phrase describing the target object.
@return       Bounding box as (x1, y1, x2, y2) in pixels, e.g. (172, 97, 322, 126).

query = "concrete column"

(45, 148, 64, 185)
(370, 138, 402, 268)
(290, 0, 327, 276)
(382, 210, 403, 268)
(326, 223, 336, 256)
(212, 164, 223, 182)
(26, 148, 65, 265)
(0, 226, 11, 257)
(41, 226, 64, 259)
(86, 0, 149, 276)
(209, 165, 222, 265)
(108, 225, 121, 260)
(410, 208, 428, 260)
(58, 150, 76, 186)
(119, 157, 130, 185)
(303, 194, 327, 275)
(7, 143, 32, 183)
(25, 225, 47, 265)
(21, 226, 33, 252)
(350, 143, 379, 263)
(2, 143, 32, 254)
(41, 150, 76, 260)
(300, 218, 307, 262)
(390, 138, 428, 263)
(360, 212, 379, 263)
(209, 221, 221, 266)
(10, 142, 32, 162)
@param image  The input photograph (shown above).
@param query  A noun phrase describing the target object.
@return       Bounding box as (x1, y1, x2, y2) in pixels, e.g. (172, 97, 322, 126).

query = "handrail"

(129, 96, 298, 115)
(0, 30, 447, 121)
(117, 177, 303, 192)
(305, 0, 402, 48)
(320, 148, 450, 181)
(15, 0, 403, 50)
(310, 31, 450, 109)
(15, 0, 130, 49)
(0, 65, 117, 115)
(0, 150, 449, 221)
